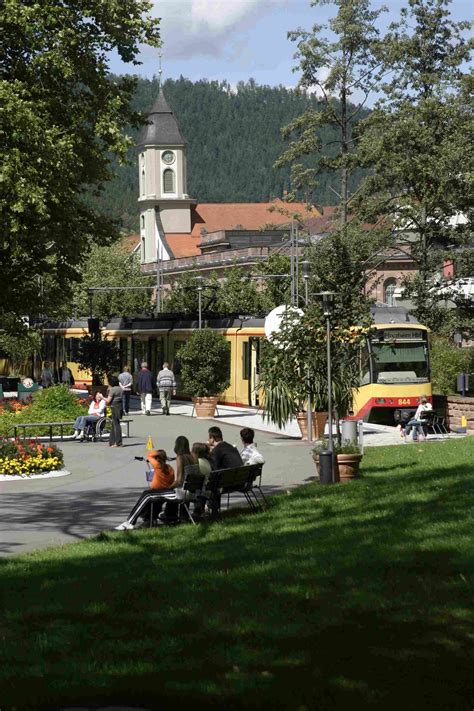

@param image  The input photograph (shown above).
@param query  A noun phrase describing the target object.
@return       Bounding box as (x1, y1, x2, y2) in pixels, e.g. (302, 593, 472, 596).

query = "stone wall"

(446, 396, 474, 435)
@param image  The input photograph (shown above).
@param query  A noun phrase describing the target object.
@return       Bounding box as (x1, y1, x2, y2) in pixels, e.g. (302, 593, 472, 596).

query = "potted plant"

(178, 329, 231, 418)
(76, 332, 119, 393)
(311, 438, 363, 482)
(259, 324, 328, 440)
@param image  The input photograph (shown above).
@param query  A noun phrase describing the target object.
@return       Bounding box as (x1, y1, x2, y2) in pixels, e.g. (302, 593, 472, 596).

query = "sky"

(110, 0, 473, 91)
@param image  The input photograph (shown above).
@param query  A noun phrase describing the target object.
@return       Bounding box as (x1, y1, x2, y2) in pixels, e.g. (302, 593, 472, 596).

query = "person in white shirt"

(156, 362, 176, 415)
(240, 427, 265, 465)
(118, 365, 133, 415)
(402, 396, 433, 441)
(72, 392, 106, 440)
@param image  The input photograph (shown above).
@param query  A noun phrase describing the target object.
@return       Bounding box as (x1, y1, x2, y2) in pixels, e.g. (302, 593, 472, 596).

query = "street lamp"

(195, 276, 204, 329)
(301, 260, 312, 442)
(316, 290, 335, 484)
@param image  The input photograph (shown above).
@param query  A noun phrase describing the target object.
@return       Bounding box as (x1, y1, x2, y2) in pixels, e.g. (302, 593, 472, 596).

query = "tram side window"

(359, 344, 370, 385)
(242, 342, 249, 380)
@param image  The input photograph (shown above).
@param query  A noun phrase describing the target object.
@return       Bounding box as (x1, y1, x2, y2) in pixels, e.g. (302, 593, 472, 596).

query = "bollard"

(319, 450, 334, 485)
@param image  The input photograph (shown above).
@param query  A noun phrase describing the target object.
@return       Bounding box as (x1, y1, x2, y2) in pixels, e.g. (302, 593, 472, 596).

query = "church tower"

(136, 89, 195, 264)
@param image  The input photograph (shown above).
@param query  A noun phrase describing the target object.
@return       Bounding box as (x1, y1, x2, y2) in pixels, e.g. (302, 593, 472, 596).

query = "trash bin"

(341, 419, 358, 444)
(319, 450, 334, 485)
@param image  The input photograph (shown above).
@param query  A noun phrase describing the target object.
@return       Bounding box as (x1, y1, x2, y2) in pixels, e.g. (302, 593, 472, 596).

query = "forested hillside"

(95, 77, 368, 232)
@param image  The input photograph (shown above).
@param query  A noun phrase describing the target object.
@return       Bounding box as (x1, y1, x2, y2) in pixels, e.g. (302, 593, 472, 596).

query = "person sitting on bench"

(402, 396, 432, 441)
(116, 449, 175, 529)
(240, 427, 265, 465)
(72, 392, 106, 440)
(207, 427, 243, 514)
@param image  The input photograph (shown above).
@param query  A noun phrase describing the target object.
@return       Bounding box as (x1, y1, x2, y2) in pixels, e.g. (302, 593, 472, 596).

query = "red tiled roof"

(189, 200, 319, 238)
(119, 233, 140, 253)
(121, 201, 321, 259)
(164, 233, 201, 257)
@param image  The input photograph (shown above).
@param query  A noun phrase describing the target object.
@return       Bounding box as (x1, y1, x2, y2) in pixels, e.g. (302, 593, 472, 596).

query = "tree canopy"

(358, 0, 473, 334)
(1, 0, 160, 329)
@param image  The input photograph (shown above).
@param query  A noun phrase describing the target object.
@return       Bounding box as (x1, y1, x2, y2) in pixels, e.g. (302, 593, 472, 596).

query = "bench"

(12, 418, 133, 442)
(206, 463, 266, 514)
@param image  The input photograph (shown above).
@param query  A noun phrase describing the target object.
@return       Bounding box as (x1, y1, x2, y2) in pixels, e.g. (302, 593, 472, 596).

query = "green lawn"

(1, 439, 473, 710)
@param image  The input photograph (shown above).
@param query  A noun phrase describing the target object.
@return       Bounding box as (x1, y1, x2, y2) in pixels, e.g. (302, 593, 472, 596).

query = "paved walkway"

(0, 396, 455, 557)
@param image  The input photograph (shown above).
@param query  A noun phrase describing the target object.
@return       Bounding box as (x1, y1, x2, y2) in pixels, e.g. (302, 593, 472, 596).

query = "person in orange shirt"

(116, 449, 176, 529)
(147, 449, 175, 490)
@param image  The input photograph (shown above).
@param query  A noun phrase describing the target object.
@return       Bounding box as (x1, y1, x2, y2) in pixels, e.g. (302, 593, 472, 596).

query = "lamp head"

(316, 291, 335, 317)
(301, 260, 311, 279)
(195, 276, 204, 290)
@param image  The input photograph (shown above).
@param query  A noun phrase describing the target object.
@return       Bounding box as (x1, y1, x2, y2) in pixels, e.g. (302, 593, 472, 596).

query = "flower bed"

(0, 386, 89, 438)
(0, 439, 64, 477)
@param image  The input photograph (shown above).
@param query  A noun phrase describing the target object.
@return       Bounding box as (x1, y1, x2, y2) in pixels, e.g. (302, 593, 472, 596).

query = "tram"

(41, 304, 431, 424)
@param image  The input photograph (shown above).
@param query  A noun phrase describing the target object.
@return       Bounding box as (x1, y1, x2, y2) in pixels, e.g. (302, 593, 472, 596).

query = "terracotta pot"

(192, 396, 218, 418)
(296, 411, 328, 440)
(311, 452, 340, 483)
(336, 453, 363, 482)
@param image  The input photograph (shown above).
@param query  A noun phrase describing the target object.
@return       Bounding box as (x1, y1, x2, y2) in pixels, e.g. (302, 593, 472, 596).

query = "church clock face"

(162, 150, 175, 165)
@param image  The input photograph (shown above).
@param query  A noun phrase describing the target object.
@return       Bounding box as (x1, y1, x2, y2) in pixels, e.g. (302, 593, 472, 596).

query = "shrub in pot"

(312, 438, 363, 482)
(178, 329, 231, 417)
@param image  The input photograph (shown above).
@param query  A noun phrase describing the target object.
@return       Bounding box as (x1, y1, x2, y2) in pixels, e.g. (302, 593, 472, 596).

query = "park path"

(0, 397, 405, 557)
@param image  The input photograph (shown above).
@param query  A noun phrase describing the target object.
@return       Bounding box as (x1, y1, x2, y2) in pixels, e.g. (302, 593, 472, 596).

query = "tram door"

(247, 337, 260, 407)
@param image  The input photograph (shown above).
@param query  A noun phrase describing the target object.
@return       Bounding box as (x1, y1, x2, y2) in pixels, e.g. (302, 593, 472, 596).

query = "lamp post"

(316, 291, 335, 484)
(195, 276, 204, 329)
(301, 260, 312, 442)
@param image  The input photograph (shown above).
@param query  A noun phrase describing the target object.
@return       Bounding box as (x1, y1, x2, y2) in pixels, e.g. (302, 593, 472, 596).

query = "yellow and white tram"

(41, 305, 431, 424)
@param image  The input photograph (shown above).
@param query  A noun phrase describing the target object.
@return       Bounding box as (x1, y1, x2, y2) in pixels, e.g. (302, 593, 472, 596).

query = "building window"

(141, 236, 145, 262)
(163, 169, 175, 193)
(140, 153, 145, 195)
(384, 279, 397, 307)
(141, 214, 145, 231)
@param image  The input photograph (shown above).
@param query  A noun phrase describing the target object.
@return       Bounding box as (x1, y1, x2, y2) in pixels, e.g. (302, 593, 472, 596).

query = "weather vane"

(158, 51, 163, 89)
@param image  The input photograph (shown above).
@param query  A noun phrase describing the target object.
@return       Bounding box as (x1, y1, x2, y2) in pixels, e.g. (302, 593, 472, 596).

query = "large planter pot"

(312, 452, 340, 483)
(193, 396, 218, 418)
(296, 411, 328, 440)
(336, 453, 363, 482)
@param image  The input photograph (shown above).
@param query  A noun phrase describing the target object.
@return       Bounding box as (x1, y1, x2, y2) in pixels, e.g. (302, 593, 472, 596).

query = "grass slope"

(1, 439, 473, 710)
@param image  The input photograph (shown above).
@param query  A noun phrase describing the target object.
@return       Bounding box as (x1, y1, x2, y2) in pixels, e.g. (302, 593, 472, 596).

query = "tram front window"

(371, 343, 429, 383)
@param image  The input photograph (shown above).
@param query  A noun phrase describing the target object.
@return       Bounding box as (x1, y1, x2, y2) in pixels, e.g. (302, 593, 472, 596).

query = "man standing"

(137, 361, 154, 415)
(156, 362, 176, 415)
(118, 364, 133, 416)
(59, 361, 75, 388)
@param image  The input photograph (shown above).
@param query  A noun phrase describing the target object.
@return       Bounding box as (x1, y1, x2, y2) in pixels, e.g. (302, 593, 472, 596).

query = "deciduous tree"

(1, 0, 160, 328)
(358, 0, 473, 332)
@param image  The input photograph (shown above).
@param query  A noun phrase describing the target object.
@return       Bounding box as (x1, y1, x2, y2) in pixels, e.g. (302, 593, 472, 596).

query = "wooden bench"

(12, 418, 133, 442)
(206, 463, 266, 514)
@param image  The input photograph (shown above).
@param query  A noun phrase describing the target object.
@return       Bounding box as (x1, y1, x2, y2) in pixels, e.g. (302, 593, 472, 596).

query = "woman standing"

(106, 375, 123, 447)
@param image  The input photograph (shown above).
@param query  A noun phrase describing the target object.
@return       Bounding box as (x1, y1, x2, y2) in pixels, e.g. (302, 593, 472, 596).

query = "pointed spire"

(136, 77, 186, 148)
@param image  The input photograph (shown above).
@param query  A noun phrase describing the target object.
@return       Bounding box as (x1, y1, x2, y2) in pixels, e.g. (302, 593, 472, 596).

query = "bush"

(312, 438, 361, 455)
(430, 338, 473, 395)
(0, 386, 88, 437)
(179, 329, 231, 397)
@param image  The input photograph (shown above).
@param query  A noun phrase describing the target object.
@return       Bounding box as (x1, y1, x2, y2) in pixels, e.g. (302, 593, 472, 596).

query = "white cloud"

(149, 0, 287, 59)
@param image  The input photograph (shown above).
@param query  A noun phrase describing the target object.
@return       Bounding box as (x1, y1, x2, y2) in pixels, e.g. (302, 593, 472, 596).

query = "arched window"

(163, 169, 175, 193)
(384, 278, 397, 307)
(141, 235, 145, 262)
